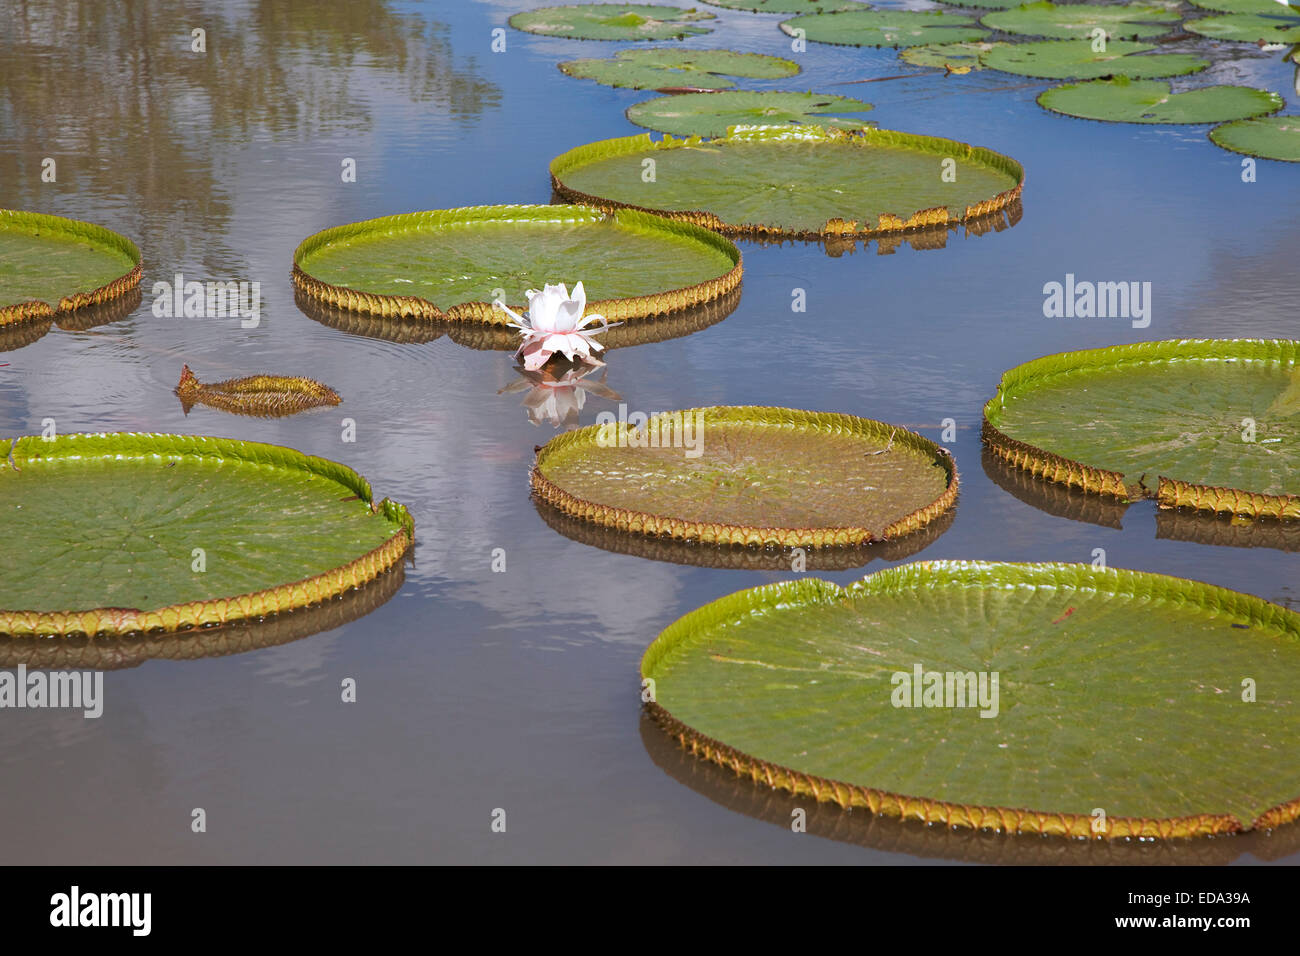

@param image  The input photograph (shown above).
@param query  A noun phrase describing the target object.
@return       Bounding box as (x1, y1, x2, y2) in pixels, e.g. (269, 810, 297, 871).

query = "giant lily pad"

(530, 406, 958, 548)
(981, 2, 1181, 39)
(981, 39, 1208, 79)
(1189, 0, 1298, 12)
(292, 205, 742, 323)
(780, 9, 989, 47)
(937, 0, 1041, 9)
(625, 90, 874, 137)
(1038, 77, 1283, 123)
(0, 210, 142, 326)
(900, 41, 1011, 70)
(983, 339, 1300, 519)
(1210, 114, 1300, 161)
(642, 560, 1300, 837)
(1, 286, 140, 353)
(0, 433, 414, 636)
(559, 48, 800, 90)
(550, 125, 1025, 239)
(508, 4, 715, 40)
(1185, 11, 1300, 42)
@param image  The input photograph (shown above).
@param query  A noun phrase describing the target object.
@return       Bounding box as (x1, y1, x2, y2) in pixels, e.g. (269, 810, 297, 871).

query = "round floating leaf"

(1038, 77, 1283, 123)
(1188, 0, 1298, 12)
(559, 47, 799, 90)
(900, 41, 1011, 69)
(779, 9, 990, 48)
(292, 204, 742, 324)
(0, 433, 414, 637)
(981, 39, 1208, 79)
(531, 406, 958, 548)
(0, 209, 142, 326)
(508, 4, 715, 40)
(550, 125, 1025, 238)
(983, 339, 1300, 519)
(642, 560, 1300, 837)
(1185, 12, 1300, 42)
(981, 2, 1182, 39)
(626, 90, 874, 136)
(936, 0, 1041, 9)
(1210, 114, 1300, 161)
(175, 365, 342, 418)
(700, 0, 866, 11)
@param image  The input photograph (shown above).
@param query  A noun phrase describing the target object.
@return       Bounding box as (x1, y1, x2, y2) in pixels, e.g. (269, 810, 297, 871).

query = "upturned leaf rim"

(0, 432, 415, 637)
(290, 204, 743, 324)
(641, 558, 1300, 839)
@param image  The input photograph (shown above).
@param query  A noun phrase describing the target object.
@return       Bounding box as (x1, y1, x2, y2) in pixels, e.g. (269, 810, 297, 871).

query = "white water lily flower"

(493, 281, 617, 371)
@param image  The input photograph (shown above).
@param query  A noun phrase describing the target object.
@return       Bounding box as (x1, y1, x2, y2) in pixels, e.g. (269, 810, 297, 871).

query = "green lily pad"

(508, 4, 716, 41)
(1038, 77, 1283, 123)
(981, 39, 1208, 79)
(531, 406, 958, 548)
(699, 0, 866, 11)
(550, 125, 1025, 238)
(0, 432, 414, 637)
(626, 90, 874, 137)
(1185, 11, 1300, 42)
(559, 48, 800, 90)
(936, 0, 1042, 9)
(779, 10, 990, 48)
(0, 209, 142, 325)
(900, 41, 1011, 70)
(1188, 0, 1298, 12)
(1210, 114, 1300, 161)
(642, 560, 1300, 837)
(981, 2, 1181, 39)
(292, 204, 742, 324)
(983, 339, 1300, 518)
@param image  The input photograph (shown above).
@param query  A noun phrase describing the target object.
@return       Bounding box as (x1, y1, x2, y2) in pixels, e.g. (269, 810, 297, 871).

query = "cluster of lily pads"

(3, 1, 1300, 846)
(512, 1, 1300, 161)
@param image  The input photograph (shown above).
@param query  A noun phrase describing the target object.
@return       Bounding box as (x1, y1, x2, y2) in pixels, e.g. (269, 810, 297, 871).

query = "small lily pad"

(508, 4, 716, 41)
(643, 560, 1300, 837)
(1210, 114, 1300, 161)
(0, 209, 142, 326)
(0, 433, 414, 637)
(981, 39, 1208, 79)
(936, 0, 1042, 8)
(550, 125, 1025, 238)
(1038, 77, 1283, 123)
(780, 9, 990, 48)
(176, 365, 342, 418)
(1185, 11, 1300, 42)
(626, 90, 874, 137)
(292, 204, 742, 324)
(699, 0, 866, 11)
(559, 48, 799, 90)
(1188, 0, 1298, 12)
(900, 41, 1011, 70)
(983, 339, 1300, 519)
(981, 2, 1181, 39)
(531, 406, 958, 548)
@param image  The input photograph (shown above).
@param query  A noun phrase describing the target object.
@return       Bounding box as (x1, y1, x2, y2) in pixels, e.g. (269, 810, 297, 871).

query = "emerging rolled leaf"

(1038, 77, 1283, 124)
(643, 560, 1300, 838)
(0, 432, 414, 637)
(626, 90, 874, 137)
(559, 48, 800, 90)
(780, 9, 990, 48)
(531, 406, 959, 548)
(1210, 114, 1300, 162)
(175, 365, 342, 417)
(292, 205, 742, 324)
(0, 209, 142, 326)
(550, 125, 1025, 239)
(983, 339, 1300, 520)
(508, 4, 715, 41)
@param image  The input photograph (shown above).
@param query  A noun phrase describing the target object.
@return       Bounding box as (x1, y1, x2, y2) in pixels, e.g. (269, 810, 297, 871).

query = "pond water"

(1, 0, 1298, 864)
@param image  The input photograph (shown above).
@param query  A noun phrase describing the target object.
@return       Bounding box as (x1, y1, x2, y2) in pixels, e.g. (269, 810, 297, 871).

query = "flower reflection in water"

(499, 361, 622, 429)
